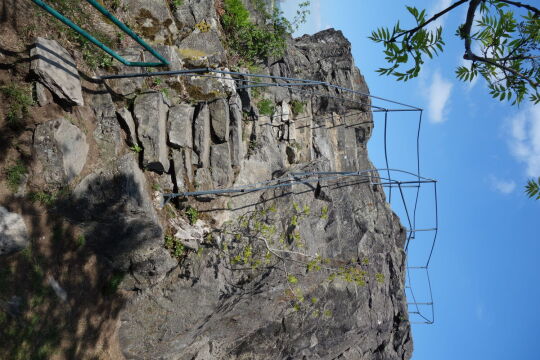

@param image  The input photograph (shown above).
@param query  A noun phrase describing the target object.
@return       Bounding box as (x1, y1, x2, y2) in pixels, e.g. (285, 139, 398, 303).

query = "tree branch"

(496, 0, 540, 15)
(463, 0, 539, 87)
(389, 0, 469, 42)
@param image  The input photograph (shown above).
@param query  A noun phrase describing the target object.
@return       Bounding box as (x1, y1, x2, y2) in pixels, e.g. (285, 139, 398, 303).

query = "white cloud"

(313, 0, 322, 32)
(427, 0, 452, 31)
(489, 175, 516, 194)
(425, 71, 453, 123)
(508, 105, 540, 177)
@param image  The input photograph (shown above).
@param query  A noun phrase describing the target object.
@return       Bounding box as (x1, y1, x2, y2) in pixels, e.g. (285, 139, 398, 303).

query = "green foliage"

(5, 161, 27, 192)
(0, 85, 33, 128)
(102, 272, 124, 296)
(165, 234, 186, 258)
(375, 273, 385, 284)
(320, 205, 328, 219)
(221, 0, 310, 62)
(130, 144, 143, 153)
(525, 178, 540, 200)
(290, 100, 305, 115)
(75, 234, 86, 248)
(171, 0, 183, 10)
(287, 274, 298, 284)
(185, 206, 199, 225)
(28, 191, 57, 207)
(370, 1, 540, 104)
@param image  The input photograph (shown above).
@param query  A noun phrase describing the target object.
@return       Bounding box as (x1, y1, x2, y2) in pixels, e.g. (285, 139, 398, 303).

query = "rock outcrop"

(30, 37, 84, 106)
(0, 207, 29, 256)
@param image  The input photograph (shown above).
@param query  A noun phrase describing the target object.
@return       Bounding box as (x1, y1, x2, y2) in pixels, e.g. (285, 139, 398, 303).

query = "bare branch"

(389, 0, 469, 42)
(496, 0, 540, 15)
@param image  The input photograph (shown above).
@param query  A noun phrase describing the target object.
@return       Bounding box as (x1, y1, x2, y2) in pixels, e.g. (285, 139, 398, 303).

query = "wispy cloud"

(508, 105, 540, 177)
(424, 71, 453, 123)
(427, 0, 452, 31)
(488, 175, 516, 194)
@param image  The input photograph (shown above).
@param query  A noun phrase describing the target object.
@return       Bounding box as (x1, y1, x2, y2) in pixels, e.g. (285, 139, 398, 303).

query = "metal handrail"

(30, 0, 170, 67)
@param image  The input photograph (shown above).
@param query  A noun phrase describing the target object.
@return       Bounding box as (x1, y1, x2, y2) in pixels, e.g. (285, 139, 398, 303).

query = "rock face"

(0, 207, 29, 256)
(30, 37, 84, 106)
(33, 117, 89, 186)
(133, 91, 170, 173)
(70, 154, 176, 286)
(118, 27, 412, 360)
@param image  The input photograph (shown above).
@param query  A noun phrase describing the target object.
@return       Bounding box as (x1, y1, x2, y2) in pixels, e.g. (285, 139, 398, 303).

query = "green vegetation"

(221, 0, 310, 62)
(165, 234, 186, 258)
(75, 234, 86, 248)
(5, 161, 27, 192)
(370, 1, 540, 104)
(130, 144, 143, 153)
(185, 206, 199, 225)
(375, 273, 385, 284)
(290, 100, 305, 116)
(171, 0, 183, 10)
(0, 85, 33, 128)
(525, 178, 540, 200)
(28, 191, 57, 206)
(102, 272, 125, 296)
(257, 99, 275, 116)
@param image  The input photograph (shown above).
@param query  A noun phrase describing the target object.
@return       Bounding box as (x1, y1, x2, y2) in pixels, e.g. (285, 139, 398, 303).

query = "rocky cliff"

(0, 0, 412, 359)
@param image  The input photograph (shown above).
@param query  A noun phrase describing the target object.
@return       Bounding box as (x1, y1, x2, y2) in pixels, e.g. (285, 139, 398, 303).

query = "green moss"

(0, 85, 33, 128)
(102, 272, 125, 296)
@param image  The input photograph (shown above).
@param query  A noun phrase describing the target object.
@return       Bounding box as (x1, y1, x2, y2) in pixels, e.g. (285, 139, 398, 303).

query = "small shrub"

(185, 206, 199, 225)
(257, 99, 275, 116)
(165, 234, 186, 258)
(171, 0, 183, 10)
(28, 191, 57, 206)
(290, 100, 305, 115)
(5, 161, 27, 192)
(130, 144, 143, 153)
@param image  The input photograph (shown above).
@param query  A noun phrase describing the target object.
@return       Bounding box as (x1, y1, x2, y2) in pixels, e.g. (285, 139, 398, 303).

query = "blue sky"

(282, 1, 540, 359)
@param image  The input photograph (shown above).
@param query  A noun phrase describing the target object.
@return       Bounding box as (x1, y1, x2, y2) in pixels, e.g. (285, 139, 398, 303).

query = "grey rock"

(229, 94, 244, 167)
(30, 37, 84, 106)
(117, 107, 138, 146)
(70, 154, 175, 286)
(171, 149, 186, 192)
(133, 91, 170, 173)
(193, 103, 210, 167)
(168, 104, 195, 149)
(0, 207, 29, 256)
(194, 167, 213, 191)
(34, 118, 89, 186)
(177, 29, 226, 66)
(104, 48, 145, 97)
(90, 91, 122, 161)
(35, 81, 53, 106)
(184, 72, 235, 101)
(123, 0, 178, 44)
(209, 99, 229, 143)
(210, 143, 232, 187)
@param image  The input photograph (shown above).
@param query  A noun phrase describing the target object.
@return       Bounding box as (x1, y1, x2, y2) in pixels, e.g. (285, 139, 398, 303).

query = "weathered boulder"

(193, 103, 211, 167)
(177, 28, 226, 66)
(168, 104, 195, 149)
(133, 91, 170, 173)
(69, 154, 176, 286)
(0, 207, 29, 256)
(104, 48, 146, 97)
(89, 90, 122, 161)
(210, 143, 232, 187)
(34, 118, 89, 186)
(209, 98, 230, 143)
(30, 37, 84, 106)
(123, 0, 178, 44)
